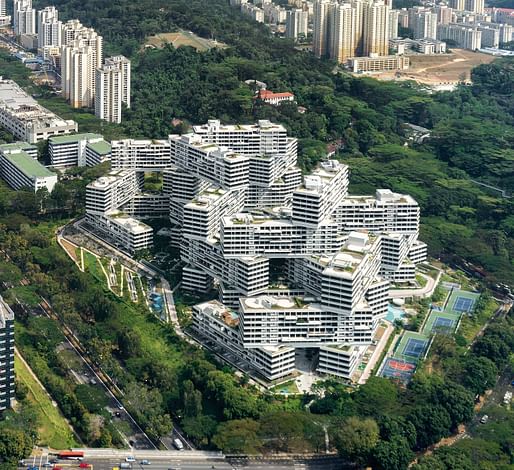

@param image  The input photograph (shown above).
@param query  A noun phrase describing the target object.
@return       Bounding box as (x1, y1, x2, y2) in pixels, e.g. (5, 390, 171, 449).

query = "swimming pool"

(386, 304, 406, 322)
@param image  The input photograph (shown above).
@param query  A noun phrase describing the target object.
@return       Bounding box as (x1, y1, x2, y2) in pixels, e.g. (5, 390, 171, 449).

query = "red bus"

(58, 452, 84, 461)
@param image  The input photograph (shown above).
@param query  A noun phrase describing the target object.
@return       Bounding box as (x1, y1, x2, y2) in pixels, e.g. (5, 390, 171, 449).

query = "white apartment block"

(437, 22, 482, 49)
(0, 142, 57, 193)
(85, 169, 153, 252)
(0, 0, 10, 27)
(49, 133, 110, 167)
(317, 344, 364, 379)
(95, 63, 123, 124)
(37, 6, 62, 49)
(241, 3, 265, 22)
(95, 56, 131, 124)
(409, 8, 437, 39)
(192, 300, 296, 380)
(111, 139, 171, 172)
(286, 8, 309, 38)
(14, 0, 35, 36)
(90, 212, 153, 253)
(61, 27, 103, 108)
(0, 78, 77, 143)
(86, 169, 143, 215)
(363, 1, 390, 56)
(389, 9, 399, 38)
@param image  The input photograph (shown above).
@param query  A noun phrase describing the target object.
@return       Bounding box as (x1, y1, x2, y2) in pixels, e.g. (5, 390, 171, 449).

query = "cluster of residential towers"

(83, 120, 427, 380)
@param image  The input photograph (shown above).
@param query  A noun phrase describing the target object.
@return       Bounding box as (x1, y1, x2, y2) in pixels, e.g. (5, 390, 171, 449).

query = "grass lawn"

(15, 352, 78, 449)
(83, 251, 105, 284)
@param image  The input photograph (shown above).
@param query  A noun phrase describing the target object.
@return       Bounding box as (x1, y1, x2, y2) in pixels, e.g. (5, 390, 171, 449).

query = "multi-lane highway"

(20, 453, 348, 470)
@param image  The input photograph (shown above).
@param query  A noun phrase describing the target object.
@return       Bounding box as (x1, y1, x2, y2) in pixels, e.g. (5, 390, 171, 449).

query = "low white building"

(49, 133, 110, 167)
(317, 344, 364, 379)
(88, 211, 153, 253)
(0, 142, 57, 193)
(0, 78, 77, 143)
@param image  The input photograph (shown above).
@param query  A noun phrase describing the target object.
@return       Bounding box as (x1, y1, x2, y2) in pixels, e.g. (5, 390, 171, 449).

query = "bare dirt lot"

(372, 49, 496, 87)
(144, 30, 227, 52)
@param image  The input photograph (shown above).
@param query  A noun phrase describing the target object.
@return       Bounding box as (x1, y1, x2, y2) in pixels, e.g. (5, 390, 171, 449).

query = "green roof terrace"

(4, 152, 56, 178)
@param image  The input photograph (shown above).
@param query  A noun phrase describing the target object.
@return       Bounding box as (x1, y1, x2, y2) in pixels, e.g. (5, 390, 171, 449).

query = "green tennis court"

(446, 289, 480, 314)
(423, 310, 460, 335)
(394, 331, 430, 361)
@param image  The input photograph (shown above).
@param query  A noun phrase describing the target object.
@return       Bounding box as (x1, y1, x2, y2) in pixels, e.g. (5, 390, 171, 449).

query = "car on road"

(125, 457, 136, 463)
(43, 463, 53, 467)
(140, 460, 151, 465)
(173, 438, 184, 450)
(118, 404, 124, 410)
(480, 414, 489, 424)
(79, 464, 90, 468)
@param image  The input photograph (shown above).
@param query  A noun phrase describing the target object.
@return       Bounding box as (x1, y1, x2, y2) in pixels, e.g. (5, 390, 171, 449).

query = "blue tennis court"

(453, 296, 474, 313)
(403, 338, 428, 358)
(433, 317, 454, 330)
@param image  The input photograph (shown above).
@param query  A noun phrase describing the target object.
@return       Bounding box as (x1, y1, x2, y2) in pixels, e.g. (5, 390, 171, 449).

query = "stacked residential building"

(13, 0, 35, 36)
(175, 120, 425, 380)
(84, 119, 426, 380)
(0, 297, 14, 412)
(60, 21, 103, 108)
(85, 169, 154, 253)
(0, 77, 78, 143)
(313, 0, 390, 63)
(95, 56, 131, 124)
(0, 142, 57, 193)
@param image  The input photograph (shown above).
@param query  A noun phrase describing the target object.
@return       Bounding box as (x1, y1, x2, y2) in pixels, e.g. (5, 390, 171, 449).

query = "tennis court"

(423, 310, 460, 335)
(380, 357, 417, 382)
(394, 332, 430, 361)
(446, 289, 480, 314)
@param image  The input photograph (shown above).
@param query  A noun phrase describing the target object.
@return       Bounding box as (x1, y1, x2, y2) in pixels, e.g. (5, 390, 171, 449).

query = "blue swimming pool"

(386, 304, 406, 322)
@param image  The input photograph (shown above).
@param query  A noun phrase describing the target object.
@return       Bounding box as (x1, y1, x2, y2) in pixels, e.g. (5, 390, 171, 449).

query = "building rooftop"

(4, 151, 56, 178)
(296, 160, 347, 195)
(241, 295, 320, 312)
(0, 78, 77, 130)
(86, 140, 111, 155)
(49, 133, 103, 145)
(0, 142, 37, 153)
(196, 300, 240, 328)
(106, 211, 153, 234)
(193, 119, 288, 134)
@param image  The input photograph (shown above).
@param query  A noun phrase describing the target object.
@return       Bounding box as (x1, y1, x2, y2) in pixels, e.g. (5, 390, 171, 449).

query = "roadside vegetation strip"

(15, 350, 78, 449)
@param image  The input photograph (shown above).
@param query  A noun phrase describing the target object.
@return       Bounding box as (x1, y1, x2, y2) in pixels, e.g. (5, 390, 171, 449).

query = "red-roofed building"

(256, 89, 295, 106)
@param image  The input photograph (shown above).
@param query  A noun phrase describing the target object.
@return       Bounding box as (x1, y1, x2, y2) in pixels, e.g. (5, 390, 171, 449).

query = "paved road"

(22, 456, 349, 470)
(389, 270, 441, 299)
